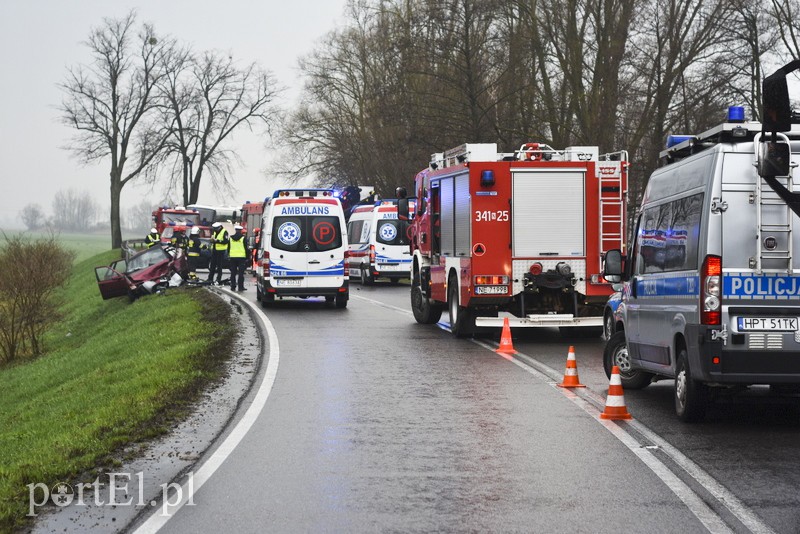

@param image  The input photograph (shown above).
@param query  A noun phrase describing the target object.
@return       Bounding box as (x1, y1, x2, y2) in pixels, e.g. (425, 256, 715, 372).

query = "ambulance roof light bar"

(272, 188, 335, 198)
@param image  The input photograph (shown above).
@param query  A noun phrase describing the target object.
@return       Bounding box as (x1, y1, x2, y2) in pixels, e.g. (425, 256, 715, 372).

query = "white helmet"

(150, 227, 157, 233)
(234, 224, 243, 231)
(212, 222, 222, 228)
(190, 226, 200, 235)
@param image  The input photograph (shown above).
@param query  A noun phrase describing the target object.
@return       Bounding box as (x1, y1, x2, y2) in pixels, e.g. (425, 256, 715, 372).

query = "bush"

(0, 233, 76, 362)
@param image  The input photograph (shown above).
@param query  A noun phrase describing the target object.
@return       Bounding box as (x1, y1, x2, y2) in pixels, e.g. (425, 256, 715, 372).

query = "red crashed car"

(95, 245, 189, 300)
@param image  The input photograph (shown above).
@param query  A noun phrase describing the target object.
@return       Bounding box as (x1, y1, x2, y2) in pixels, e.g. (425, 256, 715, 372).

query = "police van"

(346, 199, 413, 285)
(255, 189, 349, 308)
(604, 78, 800, 421)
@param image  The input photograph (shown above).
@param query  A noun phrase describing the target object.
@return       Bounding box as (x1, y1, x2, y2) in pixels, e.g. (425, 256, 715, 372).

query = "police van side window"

(636, 193, 703, 275)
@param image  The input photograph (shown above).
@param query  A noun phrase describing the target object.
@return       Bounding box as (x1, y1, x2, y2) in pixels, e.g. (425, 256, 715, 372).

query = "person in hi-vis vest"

(227, 224, 249, 291)
(207, 222, 229, 284)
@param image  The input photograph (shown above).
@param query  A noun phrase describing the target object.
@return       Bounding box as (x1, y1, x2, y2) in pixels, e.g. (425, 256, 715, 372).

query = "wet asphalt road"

(139, 279, 800, 533)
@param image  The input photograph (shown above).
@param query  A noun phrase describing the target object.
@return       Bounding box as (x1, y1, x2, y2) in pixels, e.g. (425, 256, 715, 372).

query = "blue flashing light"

(480, 169, 495, 187)
(169, 221, 176, 226)
(333, 190, 341, 198)
(728, 106, 745, 123)
(244, 200, 251, 204)
(666, 135, 695, 149)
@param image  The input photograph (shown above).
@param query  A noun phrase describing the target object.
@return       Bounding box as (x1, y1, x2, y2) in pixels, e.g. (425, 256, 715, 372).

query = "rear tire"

(603, 331, 653, 389)
(411, 282, 442, 324)
(335, 293, 348, 309)
(260, 291, 274, 308)
(675, 348, 708, 423)
(448, 277, 473, 338)
(360, 265, 373, 286)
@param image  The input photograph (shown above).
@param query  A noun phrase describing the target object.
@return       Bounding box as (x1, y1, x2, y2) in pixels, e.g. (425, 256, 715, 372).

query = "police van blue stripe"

(635, 274, 699, 299)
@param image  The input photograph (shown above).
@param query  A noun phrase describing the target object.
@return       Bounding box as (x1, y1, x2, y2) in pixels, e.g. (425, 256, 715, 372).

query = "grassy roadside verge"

(0, 250, 234, 531)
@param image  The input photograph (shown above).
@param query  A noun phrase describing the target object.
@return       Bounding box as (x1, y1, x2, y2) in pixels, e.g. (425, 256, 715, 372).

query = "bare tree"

(159, 48, 281, 205)
(59, 12, 171, 248)
(51, 189, 99, 232)
(19, 204, 46, 231)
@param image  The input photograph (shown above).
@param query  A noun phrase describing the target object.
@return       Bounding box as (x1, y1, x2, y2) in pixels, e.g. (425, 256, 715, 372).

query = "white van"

(346, 200, 412, 285)
(604, 100, 800, 421)
(255, 189, 349, 308)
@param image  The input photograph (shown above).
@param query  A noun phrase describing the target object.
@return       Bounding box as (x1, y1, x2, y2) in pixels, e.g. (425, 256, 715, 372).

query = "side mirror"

(762, 69, 792, 133)
(758, 140, 791, 177)
(397, 198, 410, 221)
(603, 249, 623, 283)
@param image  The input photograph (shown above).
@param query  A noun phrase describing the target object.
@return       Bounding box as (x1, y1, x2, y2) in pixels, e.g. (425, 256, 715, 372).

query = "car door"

(95, 259, 130, 300)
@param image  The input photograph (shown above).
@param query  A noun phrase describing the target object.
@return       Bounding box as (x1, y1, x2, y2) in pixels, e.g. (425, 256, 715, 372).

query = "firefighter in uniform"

(227, 224, 249, 291)
(186, 226, 204, 279)
(145, 228, 160, 248)
(208, 222, 229, 285)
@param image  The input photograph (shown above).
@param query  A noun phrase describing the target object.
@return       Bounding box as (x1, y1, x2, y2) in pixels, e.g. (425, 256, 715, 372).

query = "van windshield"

(376, 219, 410, 246)
(271, 216, 343, 252)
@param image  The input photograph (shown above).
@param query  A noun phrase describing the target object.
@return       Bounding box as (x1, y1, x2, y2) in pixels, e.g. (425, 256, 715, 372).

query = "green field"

(0, 250, 233, 531)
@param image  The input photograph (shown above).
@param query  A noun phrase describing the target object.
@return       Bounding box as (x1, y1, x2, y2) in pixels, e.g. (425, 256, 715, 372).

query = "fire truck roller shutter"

(512, 170, 585, 257)
(454, 174, 471, 256)
(440, 177, 455, 256)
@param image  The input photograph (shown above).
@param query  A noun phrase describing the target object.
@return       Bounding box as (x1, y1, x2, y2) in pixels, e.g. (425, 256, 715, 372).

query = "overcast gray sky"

(0, 0, 348, 229)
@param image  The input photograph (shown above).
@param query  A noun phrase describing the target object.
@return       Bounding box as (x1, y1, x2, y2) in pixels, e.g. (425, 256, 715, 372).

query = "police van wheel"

(603, 331, 652, 389)
(411, 283, 442, 324)
(448, 278, 473, 338)
(335, 293, 348, 309)
(360, 266, 373, 286)
(256, 286, 262, 302)
(675, 348, 708, 423)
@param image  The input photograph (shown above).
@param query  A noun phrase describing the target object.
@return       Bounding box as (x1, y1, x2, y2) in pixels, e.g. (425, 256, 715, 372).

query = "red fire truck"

(404, 142, 628, 337)
(151, 206, 207, 245)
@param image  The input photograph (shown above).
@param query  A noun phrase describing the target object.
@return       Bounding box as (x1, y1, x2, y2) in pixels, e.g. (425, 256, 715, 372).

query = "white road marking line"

(356, 293, 773, 534)
(472, 340, 732, 534)
(133, 289, 280, 533)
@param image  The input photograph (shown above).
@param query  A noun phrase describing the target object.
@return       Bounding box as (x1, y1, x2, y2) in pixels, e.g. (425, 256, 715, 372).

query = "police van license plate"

(475, 285, 507, 295)
(275, 278, 302, 287)
(737, 317, 798, 332)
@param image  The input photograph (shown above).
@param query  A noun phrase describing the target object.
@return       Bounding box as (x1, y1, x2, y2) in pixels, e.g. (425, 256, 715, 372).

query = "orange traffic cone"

(496, 317, 516, 354)
(600, 365, 632, 420)
(557, 346, 586, 388)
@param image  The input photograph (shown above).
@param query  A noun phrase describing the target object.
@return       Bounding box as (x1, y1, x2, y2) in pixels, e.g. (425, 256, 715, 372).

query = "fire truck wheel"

(360, 265, 373, 286)
(411, 283, 442, 324)
(603, 331, 653, 389)
(448, 278, 474, 338)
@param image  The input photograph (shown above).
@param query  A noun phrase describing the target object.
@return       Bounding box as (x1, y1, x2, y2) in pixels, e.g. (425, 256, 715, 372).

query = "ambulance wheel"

(448, 278, 474, 338)
(260, 291, 274, 308)
(603, 331, 652, 389)
(256, 286, 262, 301)
(335, 292, 348, 309)
(360, 266, 373, 286)
(675, 348, 708, 423)
(411, 283, 442, 324)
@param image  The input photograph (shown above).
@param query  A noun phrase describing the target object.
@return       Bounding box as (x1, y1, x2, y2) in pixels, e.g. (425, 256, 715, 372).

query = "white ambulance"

(346, 200, 413, 285)
(256, 189, 349, 308)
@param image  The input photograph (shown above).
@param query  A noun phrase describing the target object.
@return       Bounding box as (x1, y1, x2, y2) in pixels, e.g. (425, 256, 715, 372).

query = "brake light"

(369, 244, 376, 263)
(263, 250, 270, 277)
(701, 255, 721, 325)
(474, 275, 509, 285)
(529, 262, 543, 276)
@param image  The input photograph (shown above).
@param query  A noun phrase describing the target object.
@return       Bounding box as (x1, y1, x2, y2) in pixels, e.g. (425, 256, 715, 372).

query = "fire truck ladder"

(598, 158, 626, 256)
(756, 172, 794, 273)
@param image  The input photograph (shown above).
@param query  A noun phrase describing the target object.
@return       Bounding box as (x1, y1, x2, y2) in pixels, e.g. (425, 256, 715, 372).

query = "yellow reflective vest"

(213, 228, 228, 251)
(228, 236, 246, 258)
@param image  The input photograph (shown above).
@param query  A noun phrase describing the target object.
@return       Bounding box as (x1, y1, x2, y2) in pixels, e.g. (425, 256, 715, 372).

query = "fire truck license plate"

(275, 278, 302, 287)
(736, 317, 798, 332)
(475, 285, 507, 295)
